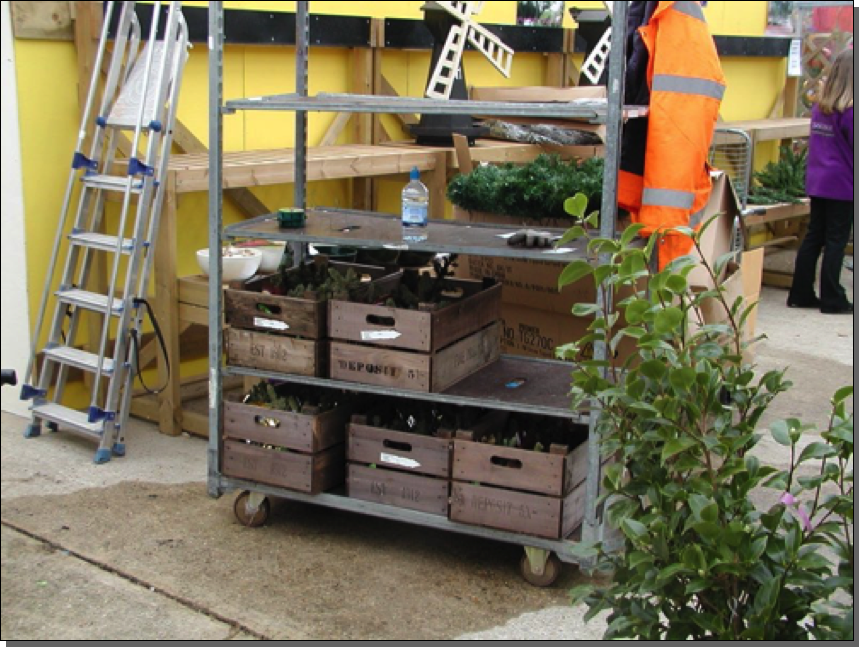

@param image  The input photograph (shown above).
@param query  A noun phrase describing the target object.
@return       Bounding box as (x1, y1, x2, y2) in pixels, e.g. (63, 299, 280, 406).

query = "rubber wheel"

(233, 491, 271, 528)
(520, 552, 562, 587)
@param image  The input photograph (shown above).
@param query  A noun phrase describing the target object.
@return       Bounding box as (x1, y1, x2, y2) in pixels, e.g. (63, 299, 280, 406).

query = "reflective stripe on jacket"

(618, 1, 726, 269)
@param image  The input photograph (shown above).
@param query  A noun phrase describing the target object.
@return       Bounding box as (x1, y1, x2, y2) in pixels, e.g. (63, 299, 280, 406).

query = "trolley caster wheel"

(234, 491, 270, 528)
(520, 551, 562, 588)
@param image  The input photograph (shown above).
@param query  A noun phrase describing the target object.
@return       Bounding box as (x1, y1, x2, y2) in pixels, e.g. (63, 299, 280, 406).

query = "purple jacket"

(806, 104, 854, 202)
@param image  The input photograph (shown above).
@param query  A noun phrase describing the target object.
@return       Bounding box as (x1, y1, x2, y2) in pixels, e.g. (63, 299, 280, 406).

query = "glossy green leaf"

(655, 307, 684, 334)
(558, 260, 593, 289)
(661, 437, 697, 462)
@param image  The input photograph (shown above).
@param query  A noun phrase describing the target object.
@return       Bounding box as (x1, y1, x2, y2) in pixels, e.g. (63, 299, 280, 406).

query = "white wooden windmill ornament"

(425, 1, 514, 100)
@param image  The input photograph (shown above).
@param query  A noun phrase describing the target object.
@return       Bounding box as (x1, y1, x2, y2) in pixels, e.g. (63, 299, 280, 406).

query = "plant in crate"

(555, 194, 853, 640)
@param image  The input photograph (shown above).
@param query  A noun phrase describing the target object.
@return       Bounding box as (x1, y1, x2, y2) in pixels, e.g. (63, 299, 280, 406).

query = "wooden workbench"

(133, 144, 447, 437)
(722, 117, 810, 143)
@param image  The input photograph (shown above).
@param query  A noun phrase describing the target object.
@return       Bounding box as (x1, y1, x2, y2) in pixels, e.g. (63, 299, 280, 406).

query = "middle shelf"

(224, 208, 586, 262)
(226, 357, 589, 423)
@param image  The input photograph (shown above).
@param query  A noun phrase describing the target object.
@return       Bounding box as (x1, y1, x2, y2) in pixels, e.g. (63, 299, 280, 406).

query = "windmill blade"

(435, 1, 480, 22)
(466, 22, 514, 78)
(580, 27, 612, 85)
(426, 24, 468, 100)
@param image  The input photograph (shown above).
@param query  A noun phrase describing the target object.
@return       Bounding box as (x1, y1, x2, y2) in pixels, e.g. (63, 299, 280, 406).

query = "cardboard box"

(686, 171, 742, 290)
(694, 248, 764, 346)
(498, 302, 639, 364)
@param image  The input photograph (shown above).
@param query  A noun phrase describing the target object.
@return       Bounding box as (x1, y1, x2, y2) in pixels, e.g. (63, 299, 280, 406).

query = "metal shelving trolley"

(206, 1, 637, 585)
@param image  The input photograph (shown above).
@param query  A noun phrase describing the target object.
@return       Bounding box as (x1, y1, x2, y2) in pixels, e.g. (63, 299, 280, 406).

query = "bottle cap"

(410, 167, 420, 180)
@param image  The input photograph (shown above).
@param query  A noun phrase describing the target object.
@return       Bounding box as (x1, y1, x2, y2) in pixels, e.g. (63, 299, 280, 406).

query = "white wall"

(1, 0, 33, 417)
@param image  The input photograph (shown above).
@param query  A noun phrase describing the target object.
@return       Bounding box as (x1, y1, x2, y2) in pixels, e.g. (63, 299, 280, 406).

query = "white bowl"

(196, 247, 262, 282)
(256, 243, 289, 273)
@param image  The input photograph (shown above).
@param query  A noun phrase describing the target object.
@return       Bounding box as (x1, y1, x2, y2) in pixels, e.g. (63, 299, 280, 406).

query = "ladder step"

(56, 288, 125, 316)
(43, 346, 115, 376)
(31, 403, 104, 438)
(68, 231, 136, 254)
(81, 174, 144, 194)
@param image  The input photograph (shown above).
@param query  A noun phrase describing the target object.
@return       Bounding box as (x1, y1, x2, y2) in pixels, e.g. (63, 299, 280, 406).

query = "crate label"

(361, 330, 402, 341)
(254, 317, 290, 331)
(335, 360, 406, 379)
(380, 453, 420, 470)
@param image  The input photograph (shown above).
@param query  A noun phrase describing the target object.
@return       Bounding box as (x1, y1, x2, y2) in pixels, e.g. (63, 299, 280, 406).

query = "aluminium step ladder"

(20, 2, 189, 463)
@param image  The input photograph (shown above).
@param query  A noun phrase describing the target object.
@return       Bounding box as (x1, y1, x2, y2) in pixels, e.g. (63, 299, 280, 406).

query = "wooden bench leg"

(155, 174, 182, 436)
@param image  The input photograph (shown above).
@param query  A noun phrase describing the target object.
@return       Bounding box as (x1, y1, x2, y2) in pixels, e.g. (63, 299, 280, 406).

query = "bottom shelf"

(214, 474, 588, 565)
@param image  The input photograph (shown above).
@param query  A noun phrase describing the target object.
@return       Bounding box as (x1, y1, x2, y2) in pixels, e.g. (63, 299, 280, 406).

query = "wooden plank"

(178, 303, 209, 327)
(173, 146, 441, 194)
(224, 398, 350, 453)
(561, 481, 587, 539)
(348, 464, 449, 516)
(352, 30, 375, 212)
(452, 134, 474, 174)
(156, 172, 183, 436)
(723, 117, 810, 142)
(755, 235, 798, 249)
(431, 322, 501, 394)
(545, 52, 564, 87)
(742, 200, 810, 228)
(181, 411, 210, 439)
(178, 275, 211, 307)
(226, 329, 328, 378)
(761, 270, 794, 289)
(450, 482, 562, 540)
(319, 112, 352, 147)
(171, 119, 271, 218)
(348, 422, 452, 478)
(380, 76, 419, 127)
(11, 1, 73, 41)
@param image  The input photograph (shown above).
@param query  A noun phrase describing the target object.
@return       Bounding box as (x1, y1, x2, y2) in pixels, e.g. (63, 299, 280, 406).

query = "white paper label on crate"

(788, 39, 802, 77)
(254, 318, 290, 331)
(361, 330, 402, 341)
(209, 369, 217, 410)
(380, 453, 421, 469)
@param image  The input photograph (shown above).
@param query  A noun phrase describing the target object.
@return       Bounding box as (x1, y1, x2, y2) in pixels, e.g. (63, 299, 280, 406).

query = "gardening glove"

(507, 229, 554, 248)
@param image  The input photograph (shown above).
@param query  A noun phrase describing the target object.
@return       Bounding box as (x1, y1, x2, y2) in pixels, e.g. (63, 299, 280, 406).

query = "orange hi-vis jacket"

(618, 1, 726, 269)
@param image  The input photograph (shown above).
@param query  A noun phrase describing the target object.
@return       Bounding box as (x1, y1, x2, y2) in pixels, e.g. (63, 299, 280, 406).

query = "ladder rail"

(21, 1, 126, 391)
(87, 1, 168, 417)
(114, 14, 190, 447)
(35, 4, 141, 404)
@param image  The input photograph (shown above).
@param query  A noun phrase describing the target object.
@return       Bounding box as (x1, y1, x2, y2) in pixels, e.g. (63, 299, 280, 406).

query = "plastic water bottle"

(401, 166, 428, 243)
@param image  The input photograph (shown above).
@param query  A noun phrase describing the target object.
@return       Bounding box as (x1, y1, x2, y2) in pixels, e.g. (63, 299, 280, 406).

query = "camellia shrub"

(556, 195, 853, 640)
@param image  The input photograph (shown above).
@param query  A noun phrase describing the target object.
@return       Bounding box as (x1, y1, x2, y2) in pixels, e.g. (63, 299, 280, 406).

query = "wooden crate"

(348, 464, 450, 517)
(225, 261, 388, 339)
(347, 416, 452, 478)
(448, 413, 592, 539)
(224, 397, 351, 454)
(329, 275, 501, 353)
(452, 437, 587, 497)
(329, 322, 501, 393)
(226, 328, 328, 377)
(223, 439, 345, 494)
(449, 480, 586, 540)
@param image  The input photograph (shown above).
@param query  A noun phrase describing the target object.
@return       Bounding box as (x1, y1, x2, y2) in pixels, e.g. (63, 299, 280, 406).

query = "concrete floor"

(1, 268, 853, 640)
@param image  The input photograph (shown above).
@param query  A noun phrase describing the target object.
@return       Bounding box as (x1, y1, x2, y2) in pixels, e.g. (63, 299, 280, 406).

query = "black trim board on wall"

(108, 3, 793, 59)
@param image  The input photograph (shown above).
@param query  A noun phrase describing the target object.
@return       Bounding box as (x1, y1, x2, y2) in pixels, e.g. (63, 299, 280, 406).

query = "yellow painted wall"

(12, 1, 792, 401)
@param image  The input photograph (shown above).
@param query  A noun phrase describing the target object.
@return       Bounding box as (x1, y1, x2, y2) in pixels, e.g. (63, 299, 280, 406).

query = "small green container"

(277, 208, 306, 229)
